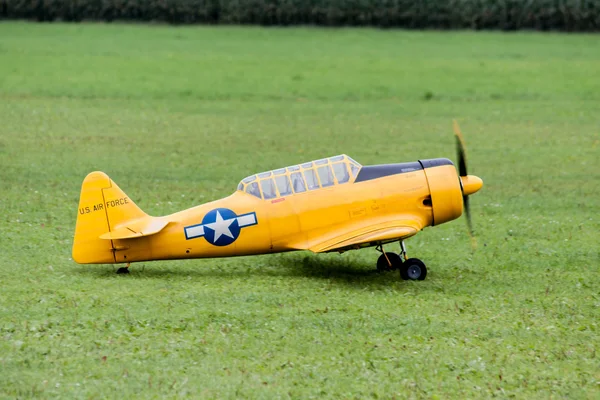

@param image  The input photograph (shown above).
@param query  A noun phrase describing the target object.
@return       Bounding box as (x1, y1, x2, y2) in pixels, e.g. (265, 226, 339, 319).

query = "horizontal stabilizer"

(99, 217, 170, 240)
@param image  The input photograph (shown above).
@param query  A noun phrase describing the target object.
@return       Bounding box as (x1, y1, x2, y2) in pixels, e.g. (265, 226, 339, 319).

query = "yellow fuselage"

(72, 156, 482, 265)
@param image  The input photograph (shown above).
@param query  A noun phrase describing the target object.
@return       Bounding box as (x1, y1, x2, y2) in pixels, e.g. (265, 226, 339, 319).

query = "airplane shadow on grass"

(74, 253, 429, 289)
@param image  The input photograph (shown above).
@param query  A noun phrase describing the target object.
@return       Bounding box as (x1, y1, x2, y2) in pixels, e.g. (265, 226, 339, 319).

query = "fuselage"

(109, 156, 472, 263)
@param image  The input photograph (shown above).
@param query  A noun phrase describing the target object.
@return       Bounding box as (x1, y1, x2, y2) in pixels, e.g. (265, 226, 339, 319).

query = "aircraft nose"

(460, 175, 483, 196)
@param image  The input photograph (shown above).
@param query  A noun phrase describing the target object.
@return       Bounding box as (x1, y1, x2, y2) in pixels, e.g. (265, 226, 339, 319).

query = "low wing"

(99, 217, 171, 240)
(307, 218, 423, 253)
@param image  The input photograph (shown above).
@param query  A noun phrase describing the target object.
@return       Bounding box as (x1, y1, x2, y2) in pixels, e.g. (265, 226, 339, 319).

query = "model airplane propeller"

(73, 122, 483, 280)
(454, 120, 474, 237)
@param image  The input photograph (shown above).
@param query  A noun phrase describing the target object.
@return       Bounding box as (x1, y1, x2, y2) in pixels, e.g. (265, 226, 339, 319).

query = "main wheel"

(400, 258, 427, 281)
(116, 267, 130, 274)
(377, 252, 402, 272)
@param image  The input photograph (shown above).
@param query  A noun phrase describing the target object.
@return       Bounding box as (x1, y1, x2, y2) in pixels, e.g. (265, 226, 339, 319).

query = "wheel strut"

(399, 240, 408, 262)
(376, 244, 404, 271)
(376, 244, 392, 267)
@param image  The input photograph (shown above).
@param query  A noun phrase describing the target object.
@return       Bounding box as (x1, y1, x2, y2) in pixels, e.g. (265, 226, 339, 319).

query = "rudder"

(72, 171, 147, 264)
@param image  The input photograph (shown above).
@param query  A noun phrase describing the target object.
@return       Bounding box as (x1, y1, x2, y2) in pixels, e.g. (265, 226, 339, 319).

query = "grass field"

(0, 22, 599, 398)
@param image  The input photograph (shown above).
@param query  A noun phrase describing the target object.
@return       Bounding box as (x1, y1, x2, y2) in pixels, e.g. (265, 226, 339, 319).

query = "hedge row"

(1, 0, 599, 31)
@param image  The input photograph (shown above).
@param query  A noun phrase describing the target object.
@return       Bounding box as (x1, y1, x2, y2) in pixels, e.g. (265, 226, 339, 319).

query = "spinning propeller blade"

(453, 120, 468, 177)
(453, 120, 477, 241)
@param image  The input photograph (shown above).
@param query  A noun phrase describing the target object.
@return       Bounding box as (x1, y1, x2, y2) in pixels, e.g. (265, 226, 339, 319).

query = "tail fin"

(72, 171, 147, 264)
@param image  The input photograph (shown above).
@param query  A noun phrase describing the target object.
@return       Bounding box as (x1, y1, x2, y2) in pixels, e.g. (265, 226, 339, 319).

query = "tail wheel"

(400, 258, 427, 281)
(376, 252, 402, 272)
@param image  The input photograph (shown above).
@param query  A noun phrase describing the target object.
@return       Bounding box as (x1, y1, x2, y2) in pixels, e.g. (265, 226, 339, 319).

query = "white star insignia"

(204, 210, 235, 242)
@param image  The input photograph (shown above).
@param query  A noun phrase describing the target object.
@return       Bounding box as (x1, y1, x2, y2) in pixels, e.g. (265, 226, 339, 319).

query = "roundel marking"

(184, 208, 258, 247)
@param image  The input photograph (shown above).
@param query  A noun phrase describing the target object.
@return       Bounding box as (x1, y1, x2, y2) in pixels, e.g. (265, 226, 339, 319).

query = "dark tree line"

(1, 0, 599, 31)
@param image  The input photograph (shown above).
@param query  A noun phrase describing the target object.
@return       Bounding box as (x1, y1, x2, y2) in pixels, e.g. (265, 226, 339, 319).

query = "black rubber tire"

(116, 267, 130, 274)
(400, 258, 427, 281)
(376, 252, 403, 272)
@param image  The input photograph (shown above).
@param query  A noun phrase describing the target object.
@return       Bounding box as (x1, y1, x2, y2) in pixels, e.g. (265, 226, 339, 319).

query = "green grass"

(1, 22, 599, 398)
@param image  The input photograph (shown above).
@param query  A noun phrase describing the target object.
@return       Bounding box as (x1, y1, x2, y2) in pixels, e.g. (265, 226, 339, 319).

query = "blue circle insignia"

(201, 208, 241, 246)
(183, 208, 257, 246)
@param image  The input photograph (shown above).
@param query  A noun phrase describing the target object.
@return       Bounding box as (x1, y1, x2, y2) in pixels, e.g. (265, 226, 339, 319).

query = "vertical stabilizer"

(72, 172, 147, 264)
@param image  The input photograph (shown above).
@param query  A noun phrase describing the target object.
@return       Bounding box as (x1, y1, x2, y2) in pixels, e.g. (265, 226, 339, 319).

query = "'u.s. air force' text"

(79, 197, 130, 215)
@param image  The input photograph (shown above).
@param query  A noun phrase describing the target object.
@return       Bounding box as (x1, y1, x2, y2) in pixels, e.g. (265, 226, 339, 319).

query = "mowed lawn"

(0, 22, 599, 398)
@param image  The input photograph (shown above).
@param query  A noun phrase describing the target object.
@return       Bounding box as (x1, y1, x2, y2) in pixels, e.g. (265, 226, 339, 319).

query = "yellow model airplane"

(73, 123, 482, 280)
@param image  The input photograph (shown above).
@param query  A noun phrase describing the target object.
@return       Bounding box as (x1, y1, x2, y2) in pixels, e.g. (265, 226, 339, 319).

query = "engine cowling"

(420, 158, 464, 226)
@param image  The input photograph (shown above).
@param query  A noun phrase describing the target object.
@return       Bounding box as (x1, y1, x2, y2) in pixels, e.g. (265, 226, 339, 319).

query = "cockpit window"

(245, 182, 261, 199)
(290, 172, 306, 193)
(349, 162, 360, 177)
(332, 162, 349, 184)
(303, 169, 320, 190)
(317, 165, 334, 187)
(275, 175, 292, 196)
(237, 154, 361, 199)
(261, 178, 277, 199)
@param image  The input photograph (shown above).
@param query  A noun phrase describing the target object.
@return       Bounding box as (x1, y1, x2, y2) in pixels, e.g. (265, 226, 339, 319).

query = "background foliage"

(1, 0, 599, 31)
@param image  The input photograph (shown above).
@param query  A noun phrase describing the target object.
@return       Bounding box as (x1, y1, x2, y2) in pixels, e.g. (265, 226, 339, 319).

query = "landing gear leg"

(116, 263, 130, 274)
(375, 244, 402, 272)
(398, 241, 427, 281)
(399, 240, 408, 262)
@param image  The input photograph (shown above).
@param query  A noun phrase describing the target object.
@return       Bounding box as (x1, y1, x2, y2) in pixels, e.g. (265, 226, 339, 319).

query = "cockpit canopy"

(237, 155, 362, 200)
